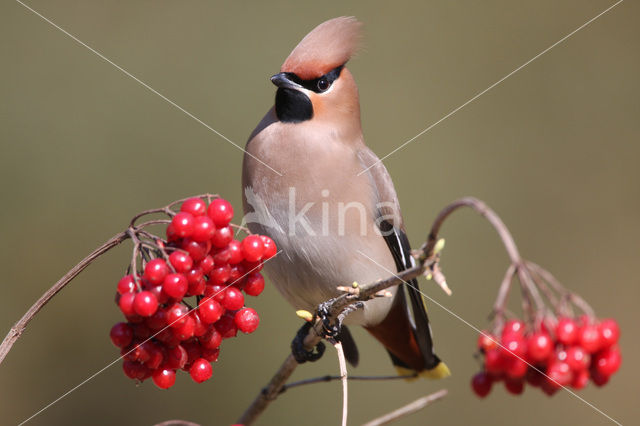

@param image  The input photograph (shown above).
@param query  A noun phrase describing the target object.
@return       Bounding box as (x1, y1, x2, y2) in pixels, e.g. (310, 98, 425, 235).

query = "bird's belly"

(245, 185, 398, 326)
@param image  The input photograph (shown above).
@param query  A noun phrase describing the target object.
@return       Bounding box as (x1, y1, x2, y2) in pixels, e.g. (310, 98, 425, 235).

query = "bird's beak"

(271, 73, 303, 90)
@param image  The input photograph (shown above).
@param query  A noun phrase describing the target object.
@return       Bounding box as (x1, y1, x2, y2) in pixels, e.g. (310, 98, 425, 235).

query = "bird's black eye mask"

(285, 65, 344, 93)
(274, 65, 344, 123)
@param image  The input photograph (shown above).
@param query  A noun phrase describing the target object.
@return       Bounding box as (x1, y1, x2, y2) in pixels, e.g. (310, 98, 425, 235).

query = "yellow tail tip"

(394, 362, 451, 381)
(421, 362, 451, 379)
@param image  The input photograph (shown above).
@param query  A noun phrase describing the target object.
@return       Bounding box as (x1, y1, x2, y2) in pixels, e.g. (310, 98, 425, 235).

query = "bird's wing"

(357, 147, 448, 376)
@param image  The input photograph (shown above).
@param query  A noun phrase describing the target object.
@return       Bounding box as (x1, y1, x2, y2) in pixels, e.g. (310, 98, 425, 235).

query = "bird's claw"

(291, 322, 326, 364)
(318, 300, 340, 338)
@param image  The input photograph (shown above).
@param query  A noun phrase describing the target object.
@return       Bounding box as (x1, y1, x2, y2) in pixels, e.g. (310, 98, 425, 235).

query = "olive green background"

(1, 1, 638, 425)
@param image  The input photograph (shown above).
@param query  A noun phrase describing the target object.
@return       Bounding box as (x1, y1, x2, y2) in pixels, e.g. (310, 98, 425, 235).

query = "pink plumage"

(281, 16, 362, 80)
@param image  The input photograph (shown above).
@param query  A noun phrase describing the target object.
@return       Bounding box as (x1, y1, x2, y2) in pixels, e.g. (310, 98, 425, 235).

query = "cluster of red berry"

(109, 197, 276, 389)
(471, 317, 621, 397)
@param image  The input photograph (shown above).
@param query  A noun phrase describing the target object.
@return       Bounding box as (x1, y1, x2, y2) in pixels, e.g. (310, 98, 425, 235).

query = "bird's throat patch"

(275, 88, 313, 123)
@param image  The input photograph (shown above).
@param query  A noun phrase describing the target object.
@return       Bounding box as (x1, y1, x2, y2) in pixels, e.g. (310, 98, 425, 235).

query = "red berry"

(259, 235, 277, 259)
(171, 212, 195, 238)
(211, 265, 231, 285)
(241, 235, 265, 262)
(222, 287, 245, 311)
(169, 251, 193, 273)
(243, 260, 263, 273)
(122, 360, 149, 380)
(189, 358, 213, 383)
(117, 275, 136, 294)
(110, 322, 133, 348)
(144, 283, 169, 305)
(133, 291, 158, 317)
(165, 345, 188, 369)
(525, 367, 545, 387)
(207, 198, 234, 227)
(227, 240, 244, 264)
(118, 292, 136, 316)
(477, 332, 498, 353)
(556, 317, 579, 345)
(211, 226, 233, 248)
(174, 315, 196, 341)
(144, 259, 169, 285)
(593, 346, 622, 377)
(484, 349, 505, 374)
(144, 343, 164, 369)
(229, 264, 247, 288)
(213, 248, 232, 266)
(166, 303, 189, 328)
(546, 361, 573, 388)
(244, 272, 265, 296)
(505, 358, 528, 379)
(152, 368, 176, 389)
(156, 327, 180, 348)
(200, 328, 223, 349)
(180, 197, 207, 217)
(192, 216, 216, 242)
(145, 309, 168, 331)
(215, 314, 238, 338)
(162, 273, 188, 300)
(131, 322, 151, 340)
(192, 312, 208, 337)
(201, 347, 220, 362)
(204, 284, 227, 303)
(502, 319, 524, 338)
(565, 346, 590, 371)
(579, 324, 602, 353)
(471, 372, 492, 398)
(181, 239, 211, 262)
(500, 335, 527, 360)
(198, 299, 225, 324)
(591, 369, 610, 387)
(598, 319, 620, 349)
(235, 308, 260, 334)
(199, 255, 214, 274)
(504, 377, 525, 395)
(527, 332, 553, 362)
(166, 223, 179, 242)
(571, 369, 590, 390)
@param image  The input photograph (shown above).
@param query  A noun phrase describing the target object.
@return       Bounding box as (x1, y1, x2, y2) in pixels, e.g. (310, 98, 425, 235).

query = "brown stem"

(362, 389, 448, 426)
(423, 197, 522, 264)
(0, 232, 129, 365)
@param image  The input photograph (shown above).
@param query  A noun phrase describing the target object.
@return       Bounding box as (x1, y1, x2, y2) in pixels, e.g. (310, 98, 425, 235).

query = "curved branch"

(0, 231, 129, 365)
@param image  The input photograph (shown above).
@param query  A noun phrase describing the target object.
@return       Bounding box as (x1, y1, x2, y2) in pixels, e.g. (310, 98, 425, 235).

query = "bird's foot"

(291, 321, 326, 364)
(318, 299, 340, 338)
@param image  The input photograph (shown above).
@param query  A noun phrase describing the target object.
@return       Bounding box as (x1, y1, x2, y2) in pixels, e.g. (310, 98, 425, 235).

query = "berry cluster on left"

(109, 196, 275, 389)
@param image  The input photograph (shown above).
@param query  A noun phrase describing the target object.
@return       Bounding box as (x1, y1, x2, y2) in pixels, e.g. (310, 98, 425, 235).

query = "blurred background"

(1, 1, 638, 425)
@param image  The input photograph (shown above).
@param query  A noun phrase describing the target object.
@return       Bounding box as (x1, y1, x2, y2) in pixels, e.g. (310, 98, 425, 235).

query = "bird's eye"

(317, 77, 330, 92)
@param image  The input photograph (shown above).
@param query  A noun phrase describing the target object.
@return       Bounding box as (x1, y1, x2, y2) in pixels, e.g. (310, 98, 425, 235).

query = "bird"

(242, 16, 449, 379)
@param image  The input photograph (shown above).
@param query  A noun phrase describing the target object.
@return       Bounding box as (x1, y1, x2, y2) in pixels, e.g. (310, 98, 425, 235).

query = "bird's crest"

(281, 16, 362, 80)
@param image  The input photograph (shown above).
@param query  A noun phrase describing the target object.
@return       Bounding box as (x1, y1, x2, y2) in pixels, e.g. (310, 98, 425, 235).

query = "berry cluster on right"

(472, 316, 621, 397)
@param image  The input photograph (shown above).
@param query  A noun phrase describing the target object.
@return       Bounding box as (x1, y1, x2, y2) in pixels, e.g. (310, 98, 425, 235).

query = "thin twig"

(152, 420, 201, 426)
(362, 389, 448, 426)
(333, 340, 349, 426)
(0, 231, 129, 365)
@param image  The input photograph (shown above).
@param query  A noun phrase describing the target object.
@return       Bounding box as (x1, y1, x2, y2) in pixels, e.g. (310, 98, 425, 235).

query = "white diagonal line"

(17, 251, 282, 425)
(358, 0, 624, 176)
(356, 249, 622, 426)
(15, 0, 283, 177)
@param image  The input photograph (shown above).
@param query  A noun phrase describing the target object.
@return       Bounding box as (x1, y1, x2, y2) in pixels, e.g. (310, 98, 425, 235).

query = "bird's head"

(271, 17, 362, 133)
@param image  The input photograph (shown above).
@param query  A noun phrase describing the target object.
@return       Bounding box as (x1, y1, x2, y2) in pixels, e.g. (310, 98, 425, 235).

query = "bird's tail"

(365, 282, 450, 380)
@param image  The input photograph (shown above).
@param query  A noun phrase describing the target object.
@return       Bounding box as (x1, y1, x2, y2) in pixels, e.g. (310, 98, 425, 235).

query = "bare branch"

(362, 389, 448, 426)
(0, 231, 129, 365)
